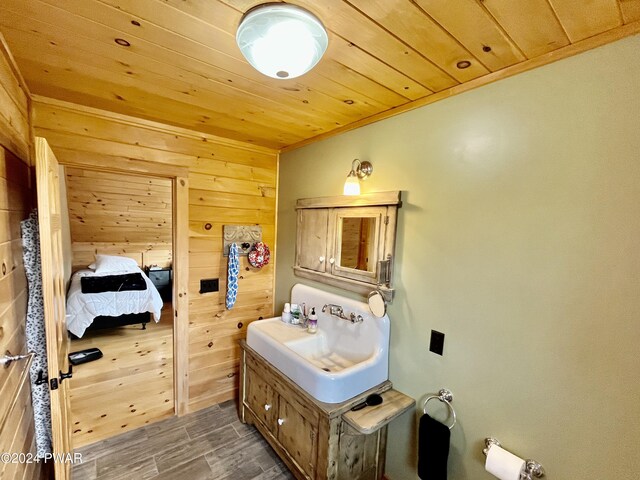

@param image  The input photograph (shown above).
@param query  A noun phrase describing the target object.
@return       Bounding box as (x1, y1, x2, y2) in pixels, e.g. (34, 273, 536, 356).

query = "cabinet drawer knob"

(318, 256, 325, 263)
(329, 258, 335, 265)
(264, 404, 272, 411)
(277, 418, 284, 426)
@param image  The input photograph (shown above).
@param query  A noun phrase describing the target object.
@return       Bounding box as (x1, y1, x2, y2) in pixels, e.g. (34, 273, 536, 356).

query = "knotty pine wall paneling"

(32, 96, 278, 412)
(65, 167, 173, 271)
(0, 34, 43, 480)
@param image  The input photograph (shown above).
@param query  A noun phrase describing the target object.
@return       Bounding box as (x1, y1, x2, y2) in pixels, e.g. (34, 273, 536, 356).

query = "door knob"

(264, 404, 271, 411)
(329, 258, 335, 264)
(319, 256, 325, 262)
(277, 418, 284, 426)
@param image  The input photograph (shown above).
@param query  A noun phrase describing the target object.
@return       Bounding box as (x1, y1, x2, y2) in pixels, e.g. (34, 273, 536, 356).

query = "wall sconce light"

(236, 4, 328, 79)
(343, 159, 373, 196)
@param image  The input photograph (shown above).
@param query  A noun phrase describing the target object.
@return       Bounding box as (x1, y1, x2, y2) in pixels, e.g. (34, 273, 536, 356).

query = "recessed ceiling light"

(115, 38, 131, 47)
(456, 60, 471, 69)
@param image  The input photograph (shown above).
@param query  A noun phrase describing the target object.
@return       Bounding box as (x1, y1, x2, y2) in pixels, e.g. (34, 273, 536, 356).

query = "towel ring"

(422, 388, 456, 430)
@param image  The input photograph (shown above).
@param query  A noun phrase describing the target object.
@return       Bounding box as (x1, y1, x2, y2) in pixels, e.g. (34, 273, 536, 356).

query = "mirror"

(339, 217, 376, 272)
(368, 290, 387, 317)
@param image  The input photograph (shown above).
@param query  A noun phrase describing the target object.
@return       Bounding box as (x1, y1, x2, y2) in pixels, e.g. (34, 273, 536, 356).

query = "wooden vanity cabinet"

(239, 341, 401, 480)
(243, 354, 320, 478)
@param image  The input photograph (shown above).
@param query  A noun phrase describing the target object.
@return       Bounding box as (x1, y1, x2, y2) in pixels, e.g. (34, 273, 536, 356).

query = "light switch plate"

(200, 278, 219, 294)
(430, 330, 445, 356)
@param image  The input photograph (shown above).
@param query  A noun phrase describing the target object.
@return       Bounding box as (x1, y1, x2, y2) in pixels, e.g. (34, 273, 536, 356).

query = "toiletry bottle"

(290, 303, 300, 325)
(307, 307, 318, 334)
(282, 303, 291, 324)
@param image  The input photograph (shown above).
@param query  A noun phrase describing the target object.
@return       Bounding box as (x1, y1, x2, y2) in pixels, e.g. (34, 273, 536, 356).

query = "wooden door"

(296, 208, 329, 273)
(277, 397, 318, 479)
(244, 365, 277, 428)
(35, 137, 72, 480)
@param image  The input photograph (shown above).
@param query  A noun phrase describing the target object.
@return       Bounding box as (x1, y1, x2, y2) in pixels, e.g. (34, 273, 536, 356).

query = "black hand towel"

(418, 413, 451, 480)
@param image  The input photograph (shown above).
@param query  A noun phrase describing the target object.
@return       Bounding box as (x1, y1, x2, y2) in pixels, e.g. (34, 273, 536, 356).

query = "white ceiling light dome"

(236, 4, 329, 80)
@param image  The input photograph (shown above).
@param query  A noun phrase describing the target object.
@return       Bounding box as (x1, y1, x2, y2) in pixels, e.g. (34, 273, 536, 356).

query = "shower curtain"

(21, 210, 53, 458)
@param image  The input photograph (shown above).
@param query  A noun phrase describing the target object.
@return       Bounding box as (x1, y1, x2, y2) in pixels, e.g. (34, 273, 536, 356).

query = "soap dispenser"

(307, 307, 318, 334)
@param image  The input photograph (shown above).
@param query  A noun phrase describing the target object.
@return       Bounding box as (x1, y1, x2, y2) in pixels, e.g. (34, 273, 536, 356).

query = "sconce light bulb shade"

(236, 4, 328, 79)
(344, 171, 360, 196)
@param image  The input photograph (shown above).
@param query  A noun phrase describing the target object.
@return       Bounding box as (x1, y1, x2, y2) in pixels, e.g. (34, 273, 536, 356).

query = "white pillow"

(91, 255, 139, 275)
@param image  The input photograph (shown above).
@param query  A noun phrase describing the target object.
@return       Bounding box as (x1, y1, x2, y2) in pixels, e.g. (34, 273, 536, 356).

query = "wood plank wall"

(65, 167, 173, 271)
(32, 97, 278, 412)
(0, 35, 43, 480)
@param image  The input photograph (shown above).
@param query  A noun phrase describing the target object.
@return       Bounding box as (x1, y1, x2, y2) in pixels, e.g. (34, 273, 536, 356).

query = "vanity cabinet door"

(296, 208, 329, 273)
(245, 365, 277, 429)
(276, 396, 319, 479)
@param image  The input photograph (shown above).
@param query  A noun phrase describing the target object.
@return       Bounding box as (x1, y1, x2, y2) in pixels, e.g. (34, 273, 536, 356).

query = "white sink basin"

(247, 284, 390, 403)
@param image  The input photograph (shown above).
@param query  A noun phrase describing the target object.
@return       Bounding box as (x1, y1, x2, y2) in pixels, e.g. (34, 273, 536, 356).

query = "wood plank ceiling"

(0, 0, 638, 150)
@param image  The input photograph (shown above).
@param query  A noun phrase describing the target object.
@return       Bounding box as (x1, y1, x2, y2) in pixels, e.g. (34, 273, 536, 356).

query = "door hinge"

(384, 215, 389, 225)
(50, 378, 58, 390)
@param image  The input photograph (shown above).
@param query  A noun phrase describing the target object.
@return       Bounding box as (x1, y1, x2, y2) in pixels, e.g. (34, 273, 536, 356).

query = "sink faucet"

(322, 304, 364, 324)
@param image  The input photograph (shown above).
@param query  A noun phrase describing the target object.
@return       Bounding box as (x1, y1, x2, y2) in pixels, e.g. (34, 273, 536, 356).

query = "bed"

(66, 255, 164, 338)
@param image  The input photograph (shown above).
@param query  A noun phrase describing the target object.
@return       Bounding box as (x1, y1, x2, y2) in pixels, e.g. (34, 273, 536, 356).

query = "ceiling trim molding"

(31, 94, 279, 155)
(281, 21, 640, 154)
(0, 31, 30, 99)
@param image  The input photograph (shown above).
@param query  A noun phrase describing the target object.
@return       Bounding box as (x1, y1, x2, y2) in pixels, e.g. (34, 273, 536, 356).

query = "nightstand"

(146, 267, 172, 302)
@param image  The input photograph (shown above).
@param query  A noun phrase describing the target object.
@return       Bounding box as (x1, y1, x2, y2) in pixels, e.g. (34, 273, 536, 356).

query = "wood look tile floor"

(72, 400, 295, 480)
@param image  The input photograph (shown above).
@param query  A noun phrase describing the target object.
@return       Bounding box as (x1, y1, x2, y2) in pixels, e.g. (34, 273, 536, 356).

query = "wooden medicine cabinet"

(294, 191, 401, 301)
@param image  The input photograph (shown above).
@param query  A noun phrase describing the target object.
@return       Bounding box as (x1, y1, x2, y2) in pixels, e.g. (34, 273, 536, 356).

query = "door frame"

(54, 154, 190, 416)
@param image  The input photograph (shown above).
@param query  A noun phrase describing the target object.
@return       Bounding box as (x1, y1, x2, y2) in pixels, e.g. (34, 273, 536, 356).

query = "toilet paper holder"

(483, 438, 545, 479)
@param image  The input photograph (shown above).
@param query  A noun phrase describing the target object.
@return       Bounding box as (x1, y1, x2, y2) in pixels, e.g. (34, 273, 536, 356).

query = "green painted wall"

(276, 35, 640, 479)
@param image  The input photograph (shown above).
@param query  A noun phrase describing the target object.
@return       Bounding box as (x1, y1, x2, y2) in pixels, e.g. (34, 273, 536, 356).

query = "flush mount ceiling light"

(343, 159, 373, 196)
(236, 4, 328, 79)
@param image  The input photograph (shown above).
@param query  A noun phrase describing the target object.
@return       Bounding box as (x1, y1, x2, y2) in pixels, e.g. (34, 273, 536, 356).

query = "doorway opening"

(63, 168, 174, 447)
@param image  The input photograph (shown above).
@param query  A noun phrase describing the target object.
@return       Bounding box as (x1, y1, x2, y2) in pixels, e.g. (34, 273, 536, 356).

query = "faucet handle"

(322, 304, 341, 315)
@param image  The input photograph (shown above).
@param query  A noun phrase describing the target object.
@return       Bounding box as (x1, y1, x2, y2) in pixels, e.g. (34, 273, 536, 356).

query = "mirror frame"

(333, 207, 385, 283)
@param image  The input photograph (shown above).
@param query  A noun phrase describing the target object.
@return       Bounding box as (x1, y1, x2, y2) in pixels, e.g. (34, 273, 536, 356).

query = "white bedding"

(66, 268, 163, 338)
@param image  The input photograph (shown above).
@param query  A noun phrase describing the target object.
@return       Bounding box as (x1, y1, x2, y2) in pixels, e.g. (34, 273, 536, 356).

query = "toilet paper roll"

(485, 445, 525, 480)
